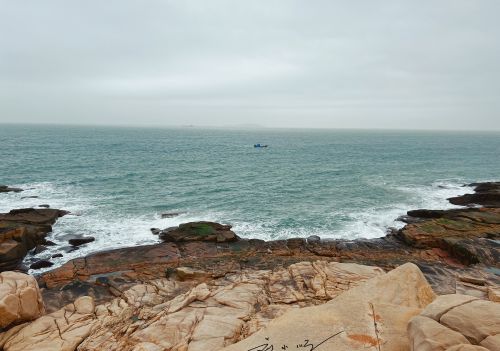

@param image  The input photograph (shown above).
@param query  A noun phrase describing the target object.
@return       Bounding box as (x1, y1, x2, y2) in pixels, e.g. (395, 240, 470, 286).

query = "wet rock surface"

(69, 237, 95, 247)
(0, 186, 22, 193)
(0, 208, 68, 271)
(158, 221, 239, 243)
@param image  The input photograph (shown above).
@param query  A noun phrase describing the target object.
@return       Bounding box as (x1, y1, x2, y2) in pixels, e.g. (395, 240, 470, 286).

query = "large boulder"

(0, 296, 95, 351)
(159, 221, 239, 243)
(0, 271, 44, 328)
(221, 262, 436, 351)
(408, 294, 500, 351)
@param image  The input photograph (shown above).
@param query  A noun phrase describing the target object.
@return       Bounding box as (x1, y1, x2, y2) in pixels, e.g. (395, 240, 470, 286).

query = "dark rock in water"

(31, 244, 47, 255)
(406, 209, 448, 219)
(30, 260, 53, 269)
(448, 182, 500, 207)
(159, 221, 238, 243)
(161, 212, 182, 218)
(38, 204, 50, 208)
(60, 246, 80, 253)
(448, 193, 500, 207)
(21, 196, 39, 199)
(52, 253, 63, 258)
(307, 235, 321, 244)
(44, 240, 57, 246)
(0, 185, 23, 193)
(69, 236, 95, 246)
(150, 228, 161, 235)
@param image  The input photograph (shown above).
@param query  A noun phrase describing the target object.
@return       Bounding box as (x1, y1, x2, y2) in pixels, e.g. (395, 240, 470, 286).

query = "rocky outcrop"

(1, 261, 384, 351)
(0, 271, 44, 329)
(0, 186, 22, 193)
(0, 208, 68, 271)
(222, 263, 435, 351)
(448, 182, 500, 207)
(397, 207, 500, 265)
(158, 221, 239, 243)
(408, 294, 500, 350)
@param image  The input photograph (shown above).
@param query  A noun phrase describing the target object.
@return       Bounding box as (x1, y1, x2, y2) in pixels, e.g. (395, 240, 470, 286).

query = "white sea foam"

(328, 180, 474, 240)
(0, 179, 476, 272)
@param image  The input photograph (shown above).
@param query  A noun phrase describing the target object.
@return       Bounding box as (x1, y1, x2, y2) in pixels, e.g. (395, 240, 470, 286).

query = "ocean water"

(1, 125, 499, 270)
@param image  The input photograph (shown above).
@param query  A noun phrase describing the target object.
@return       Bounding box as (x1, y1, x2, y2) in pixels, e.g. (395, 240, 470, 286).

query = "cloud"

(1, 0, 499, 130)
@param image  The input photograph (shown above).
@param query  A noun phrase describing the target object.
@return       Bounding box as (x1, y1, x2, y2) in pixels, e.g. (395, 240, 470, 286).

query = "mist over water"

(1, 125, 499, 270)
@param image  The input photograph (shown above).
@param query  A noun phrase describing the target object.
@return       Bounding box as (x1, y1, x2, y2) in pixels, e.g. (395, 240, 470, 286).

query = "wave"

(0, 179, 475, 272)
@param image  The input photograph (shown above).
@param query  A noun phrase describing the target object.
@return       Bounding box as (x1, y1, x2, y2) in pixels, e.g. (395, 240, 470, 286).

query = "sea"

(1, 124, 499, 270)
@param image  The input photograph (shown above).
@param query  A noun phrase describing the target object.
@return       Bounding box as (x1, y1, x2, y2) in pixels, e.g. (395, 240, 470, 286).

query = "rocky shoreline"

(0, 182, 499, 350)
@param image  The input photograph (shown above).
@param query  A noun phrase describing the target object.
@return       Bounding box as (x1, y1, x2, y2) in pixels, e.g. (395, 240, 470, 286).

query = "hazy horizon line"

(1, 121, 499, 133)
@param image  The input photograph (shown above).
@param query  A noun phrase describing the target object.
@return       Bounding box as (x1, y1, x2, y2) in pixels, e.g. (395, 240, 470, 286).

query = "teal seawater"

(1, 125, 499, 268)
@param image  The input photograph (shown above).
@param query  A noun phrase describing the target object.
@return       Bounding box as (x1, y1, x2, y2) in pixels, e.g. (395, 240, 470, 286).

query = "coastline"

(1, 181, 499, 350)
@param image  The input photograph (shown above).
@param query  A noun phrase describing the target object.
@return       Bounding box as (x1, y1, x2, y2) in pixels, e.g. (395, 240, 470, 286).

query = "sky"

(1, 1, 499, 130)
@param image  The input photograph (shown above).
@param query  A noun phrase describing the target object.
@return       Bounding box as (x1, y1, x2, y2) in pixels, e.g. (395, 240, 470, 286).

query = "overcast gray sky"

(1, 1, 499, 130)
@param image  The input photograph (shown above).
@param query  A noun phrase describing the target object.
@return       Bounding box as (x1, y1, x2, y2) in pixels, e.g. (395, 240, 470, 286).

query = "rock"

(480, 334, 500, 350)
(173, 266, 211, 281)
(20, 196, 38, 199)
(68, 236, 95, 246)
(29, 260, 53, 270)
(0, 208, 67, 271)
(160, 212, 181, 218)
(421, 294, 478, 321)
(73, 260, 384, 351)
(408, 294, 500, 350)
(440, 299, 500, 344)
(0, 186, 22, 193)
(150, 228, 161, 235)
(459, 275, 486, 286)
(408, 315, 471, 351)
(448, 182, 500, 207)
(488, 286, 500, 302)
(222, 263, 435, 351)
(286, 237, 305, 249)
(307, 235, 321, 243)
(0, 271, 44, 328)
(0, 296, 95, 351)
(159, 221, 239, 243)
(0, 208, 68, 225)
(445, 345, 490, 351)
(31, 244, 47, 255)
(397, 207, 500, 265)
(37, 204, 50, 208)
(60, 245, 79, 253)
(51, 253, 63, 258)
